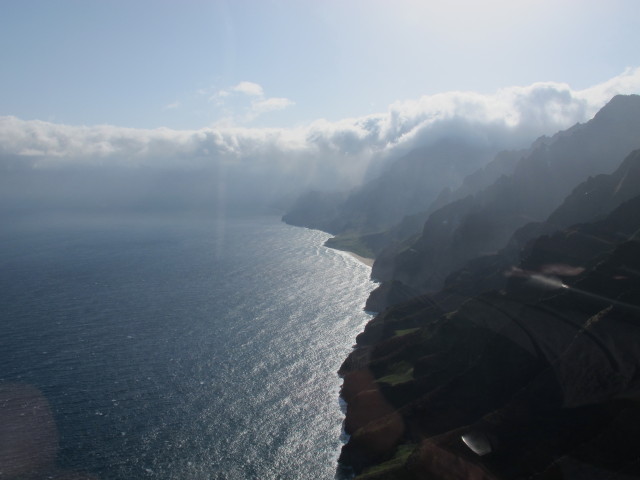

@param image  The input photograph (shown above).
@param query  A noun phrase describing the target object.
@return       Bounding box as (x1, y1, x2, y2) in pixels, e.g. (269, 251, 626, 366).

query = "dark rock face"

(338, 194, 640, 479)
(370, 95, 640, 310)
(364, 281, 422, 313)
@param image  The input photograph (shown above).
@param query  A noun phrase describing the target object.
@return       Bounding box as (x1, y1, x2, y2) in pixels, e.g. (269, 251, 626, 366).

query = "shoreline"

(346, 251, 374, 267)
(284, 221, 376, 268)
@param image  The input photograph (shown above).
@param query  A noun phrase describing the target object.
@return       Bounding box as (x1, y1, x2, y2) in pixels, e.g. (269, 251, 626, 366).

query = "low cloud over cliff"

(2, 69, 640, 211)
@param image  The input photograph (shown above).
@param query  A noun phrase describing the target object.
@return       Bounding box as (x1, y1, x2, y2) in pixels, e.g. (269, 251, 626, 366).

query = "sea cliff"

(337, 192, 640, 478)
(297, 97, 640, 479)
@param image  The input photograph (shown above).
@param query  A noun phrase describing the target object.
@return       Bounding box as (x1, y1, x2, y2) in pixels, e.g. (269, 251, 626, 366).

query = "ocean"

(0, 212, 376, 479)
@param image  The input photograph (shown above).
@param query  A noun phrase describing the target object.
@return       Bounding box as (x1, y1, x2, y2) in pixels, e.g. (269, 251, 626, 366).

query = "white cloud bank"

(2, 68, 640, 204)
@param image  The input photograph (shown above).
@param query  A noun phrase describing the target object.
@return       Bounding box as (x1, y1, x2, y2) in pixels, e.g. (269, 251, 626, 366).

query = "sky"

(2, 0, 639, 129)
(1, 0, 640, 210)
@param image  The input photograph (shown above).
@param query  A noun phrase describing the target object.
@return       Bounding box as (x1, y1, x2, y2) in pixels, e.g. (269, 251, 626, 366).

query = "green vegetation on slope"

(357, 444, 416, 480)
(325, 234, 375, 259)
(376, 361, 414, 386)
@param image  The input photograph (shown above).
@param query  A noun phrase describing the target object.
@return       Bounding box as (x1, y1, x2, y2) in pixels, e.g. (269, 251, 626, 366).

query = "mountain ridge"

(367, 95, 640, 310)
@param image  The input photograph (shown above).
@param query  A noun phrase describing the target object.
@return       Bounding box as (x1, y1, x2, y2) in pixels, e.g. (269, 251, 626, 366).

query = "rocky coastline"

(336, 194, 640, 478)
(284, 96, 640, 479)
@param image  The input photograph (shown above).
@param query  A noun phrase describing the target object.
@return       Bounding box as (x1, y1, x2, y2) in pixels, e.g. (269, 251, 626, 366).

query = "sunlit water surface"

(0, 213, 376, 479)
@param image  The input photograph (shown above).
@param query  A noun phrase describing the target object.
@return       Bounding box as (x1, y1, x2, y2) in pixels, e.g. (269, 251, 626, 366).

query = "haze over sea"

(0, 212, 376, 479)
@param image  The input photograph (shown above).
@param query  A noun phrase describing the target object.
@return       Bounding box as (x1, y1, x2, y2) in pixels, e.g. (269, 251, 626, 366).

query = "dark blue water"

(0, 212, 375, 479)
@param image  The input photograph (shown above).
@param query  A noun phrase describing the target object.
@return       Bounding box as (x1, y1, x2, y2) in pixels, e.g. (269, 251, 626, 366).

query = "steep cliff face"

(427, 147, 527, 215)
(422, 148, 640, 307)
(369, 95, 640, 310)
(338, 193, 640, 479)
(285, 143, 533, 261)
(329, 147, 530, 260)
(546, 149, 640, 227)
(284, 139, 503, 237)
(281, 189, 348, 233)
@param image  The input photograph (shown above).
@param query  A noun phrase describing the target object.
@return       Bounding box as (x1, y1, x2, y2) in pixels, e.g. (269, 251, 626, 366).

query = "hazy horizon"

(2, 74, 640, 214)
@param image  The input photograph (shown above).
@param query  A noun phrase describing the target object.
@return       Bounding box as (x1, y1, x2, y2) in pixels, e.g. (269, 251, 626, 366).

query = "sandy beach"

(346, 252, 374, 267)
